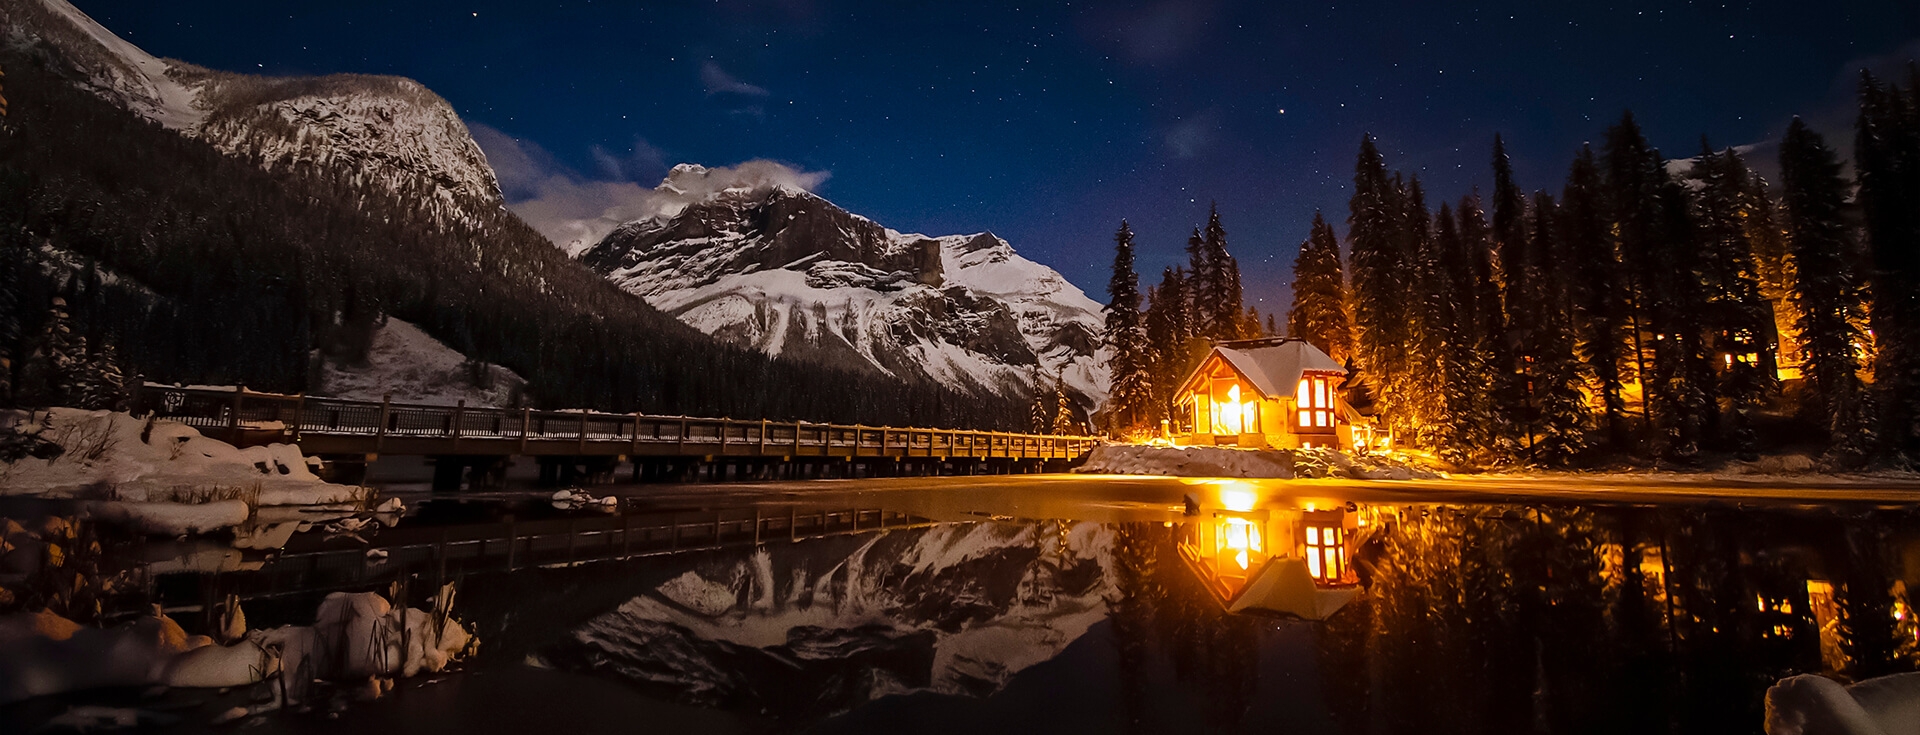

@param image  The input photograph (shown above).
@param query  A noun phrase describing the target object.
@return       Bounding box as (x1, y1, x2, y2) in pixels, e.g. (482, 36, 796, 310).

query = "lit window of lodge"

(1296, 375, 1332, 429)
(1304, 521, 1345, 582)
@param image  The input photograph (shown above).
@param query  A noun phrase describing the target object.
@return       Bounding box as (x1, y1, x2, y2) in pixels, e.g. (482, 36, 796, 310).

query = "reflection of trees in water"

(1106, 522, 1260, 734)
(1317, 505, 1916, 734)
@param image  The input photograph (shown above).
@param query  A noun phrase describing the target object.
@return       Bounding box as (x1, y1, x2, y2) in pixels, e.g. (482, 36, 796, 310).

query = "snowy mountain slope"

(548, 521, 1114, 719)
(580, 167, 1110, 410)
(316, 318, 528, 407)
(2, 0, 502, 218)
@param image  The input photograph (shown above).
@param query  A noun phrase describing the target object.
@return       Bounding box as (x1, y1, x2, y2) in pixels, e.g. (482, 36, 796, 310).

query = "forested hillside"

(0, 48, 1026, 429)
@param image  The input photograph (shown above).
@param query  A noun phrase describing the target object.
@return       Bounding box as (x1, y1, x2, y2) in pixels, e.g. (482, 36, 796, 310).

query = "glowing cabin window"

(1304, 522, 1345, 581)
(1210, 380, 1257, 435)
(1218, 517, 1263, 570)
(1295, 375, 1333, 431)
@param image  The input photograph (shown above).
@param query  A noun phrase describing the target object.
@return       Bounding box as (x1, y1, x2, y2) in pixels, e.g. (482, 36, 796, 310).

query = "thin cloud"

(701, 60, 770, 96)
(470, 123, 827, 256)
(1165, 112, 1217, 159)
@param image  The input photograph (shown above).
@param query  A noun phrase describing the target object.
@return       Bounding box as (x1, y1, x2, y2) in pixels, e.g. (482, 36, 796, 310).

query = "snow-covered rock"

(317, 318, 527, 407)
(0, 409, 367, 536)
(1766, 672, 1920, 735)
(579, 178, 1109, 411)
(2, 0, 503, 223)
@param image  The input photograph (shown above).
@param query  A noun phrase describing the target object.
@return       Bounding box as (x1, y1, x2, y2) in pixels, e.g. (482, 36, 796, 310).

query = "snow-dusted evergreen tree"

(41, 296, 86, 408)
(1200, 205, 1243, 340)
(1052, 373, 1077, 435)
(1560, 145, 1633, 447)
(1185, 227, 1214, 339)
(1527, 191, 1590, 464)
(1144, 267, 1190, 427)
(1457, 193, 1517, 457)
(1347, 136, 1413, 439)
(1689, 141, 1778, 456)
(1030, 369, 1055, 434)
(1434, 203, 1497, 464)
(1103, 220, 1154, 435)
(1490, 136, 1536, 455)
(1780, 117, 1870, 461)
(1399, 177, 1448, 447)
(1856, 71, 1920, 455)
(76, 342, 126, 410)
(1287, 212, 1352, 363)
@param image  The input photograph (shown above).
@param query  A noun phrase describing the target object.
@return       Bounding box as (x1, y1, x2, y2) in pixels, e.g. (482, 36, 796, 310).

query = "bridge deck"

(136, 385, 1103, 462)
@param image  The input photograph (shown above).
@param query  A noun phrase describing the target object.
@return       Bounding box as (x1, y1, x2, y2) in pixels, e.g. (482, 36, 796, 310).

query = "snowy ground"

(1075, 444, 1441, 480)
(0, 408, 370, 536)
(317, 318, 527, 407)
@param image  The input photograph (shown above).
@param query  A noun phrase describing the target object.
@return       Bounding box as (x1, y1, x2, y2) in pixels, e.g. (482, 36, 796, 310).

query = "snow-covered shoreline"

(1, 408, 373, 537)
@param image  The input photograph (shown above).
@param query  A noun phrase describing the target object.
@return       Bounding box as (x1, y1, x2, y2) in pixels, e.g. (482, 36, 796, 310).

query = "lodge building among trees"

(1171, 338, 1357, 450)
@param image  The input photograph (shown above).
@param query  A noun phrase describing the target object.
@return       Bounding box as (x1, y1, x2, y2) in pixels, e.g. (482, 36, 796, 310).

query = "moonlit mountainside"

(580, 168, 1111, 411)
(1, 0, 504, 221)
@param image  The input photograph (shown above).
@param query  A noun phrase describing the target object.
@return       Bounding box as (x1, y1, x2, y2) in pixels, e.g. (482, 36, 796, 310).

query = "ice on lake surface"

(4, 478, 1919, 734)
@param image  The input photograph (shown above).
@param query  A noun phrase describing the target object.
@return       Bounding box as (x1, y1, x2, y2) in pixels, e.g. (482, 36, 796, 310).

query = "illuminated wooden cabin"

(1173, 338, 1351, 450)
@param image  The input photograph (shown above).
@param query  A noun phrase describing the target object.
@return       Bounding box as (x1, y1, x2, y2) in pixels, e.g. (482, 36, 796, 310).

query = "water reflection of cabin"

(1177, 501, 1362, 620)
(1173, 338, 1351, 450)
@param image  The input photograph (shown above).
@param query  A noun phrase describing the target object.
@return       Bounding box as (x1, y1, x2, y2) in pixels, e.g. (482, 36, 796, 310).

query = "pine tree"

(1561, 145, 1633, 447)
(1434, 204, 1496, 465)
(1458, 193, 1517, 457)
(1690, 141, 1778, 455)
(1780, 117, 1869, 460)
(1144, 268, 1194, 427)
(1053, 373, 1076, 435)
(1286, 212, 1353, 362)
(77, 342, 126, 410)
(41, 296, 85, 407)
(1030, 369, 1054, 434)
(1400, 177, 1449, 447)
(1201, 204, 1242, 340)
(1186, 227, 1214, 338)
(1490, 136, 1537, 455)
(1103, 220, 1154, 435)
(1856, 71, 1920, 454)
(1347, 135, 1413, 440)
(1527, 191, 1591, 464)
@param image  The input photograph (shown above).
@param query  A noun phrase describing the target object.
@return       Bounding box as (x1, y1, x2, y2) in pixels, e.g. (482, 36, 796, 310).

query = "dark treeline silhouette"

(0, 49, 1026, 429)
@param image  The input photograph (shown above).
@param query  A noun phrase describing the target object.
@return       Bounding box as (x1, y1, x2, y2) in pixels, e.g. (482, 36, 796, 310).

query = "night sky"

(76, 0, 1920, 311)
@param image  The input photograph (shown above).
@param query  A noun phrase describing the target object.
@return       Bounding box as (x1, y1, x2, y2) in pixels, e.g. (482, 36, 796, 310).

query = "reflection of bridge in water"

(137, 385, 1103, 490)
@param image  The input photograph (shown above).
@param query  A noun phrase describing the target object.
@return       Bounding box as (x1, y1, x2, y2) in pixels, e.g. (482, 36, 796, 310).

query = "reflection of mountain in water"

(546, 521, 1112, 721)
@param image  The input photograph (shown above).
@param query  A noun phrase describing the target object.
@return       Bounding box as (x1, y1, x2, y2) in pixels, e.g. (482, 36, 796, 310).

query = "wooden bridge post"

(452, 400, 465, 445)
(290, 393, 305, 443)
(227, 385, 245, 442)
(578, 412, 589, 453)
(793, 421, 803, 455)
(759, 419, 768, 455)
(678, 419, 688, 455)
(376, 393, 391, 452)
(632, 412, 642, 455)
(519, 408, 531, 454)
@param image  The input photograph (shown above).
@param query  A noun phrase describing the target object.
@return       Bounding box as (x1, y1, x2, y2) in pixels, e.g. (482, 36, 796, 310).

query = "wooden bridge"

(134, 385, 1104, 489)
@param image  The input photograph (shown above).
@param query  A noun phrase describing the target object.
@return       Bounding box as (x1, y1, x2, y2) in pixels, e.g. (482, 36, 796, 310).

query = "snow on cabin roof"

(1206, 340, 1346, 400)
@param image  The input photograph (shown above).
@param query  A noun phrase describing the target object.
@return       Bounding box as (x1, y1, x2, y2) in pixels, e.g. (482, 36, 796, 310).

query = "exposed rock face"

(580, 181, 1109, 410)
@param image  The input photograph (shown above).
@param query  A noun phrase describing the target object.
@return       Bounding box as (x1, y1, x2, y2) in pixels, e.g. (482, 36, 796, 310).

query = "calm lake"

(5, 475, 1915, 734)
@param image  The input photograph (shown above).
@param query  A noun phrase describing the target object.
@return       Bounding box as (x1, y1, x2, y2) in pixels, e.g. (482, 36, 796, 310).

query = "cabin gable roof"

(1177, 340, 1347, 400)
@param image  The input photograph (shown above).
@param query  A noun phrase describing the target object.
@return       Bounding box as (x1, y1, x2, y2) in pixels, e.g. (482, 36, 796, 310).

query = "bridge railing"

(135, 384, 1104, 458)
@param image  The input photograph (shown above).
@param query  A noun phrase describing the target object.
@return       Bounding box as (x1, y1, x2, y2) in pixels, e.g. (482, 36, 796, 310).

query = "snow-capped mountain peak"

(5, 0, 503, 218)
(579, 178, 1109, 410)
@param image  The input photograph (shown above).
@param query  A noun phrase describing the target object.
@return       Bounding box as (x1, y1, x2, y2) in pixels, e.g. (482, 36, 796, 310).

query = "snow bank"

(1766, 672, 1920, 735)
(0, 588, 473, 706)
(1075, 445, 1296, 478)
(0, 409, 368, 537)
(1075, 444, 1442, 480)
(317, 318, 527, 407)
